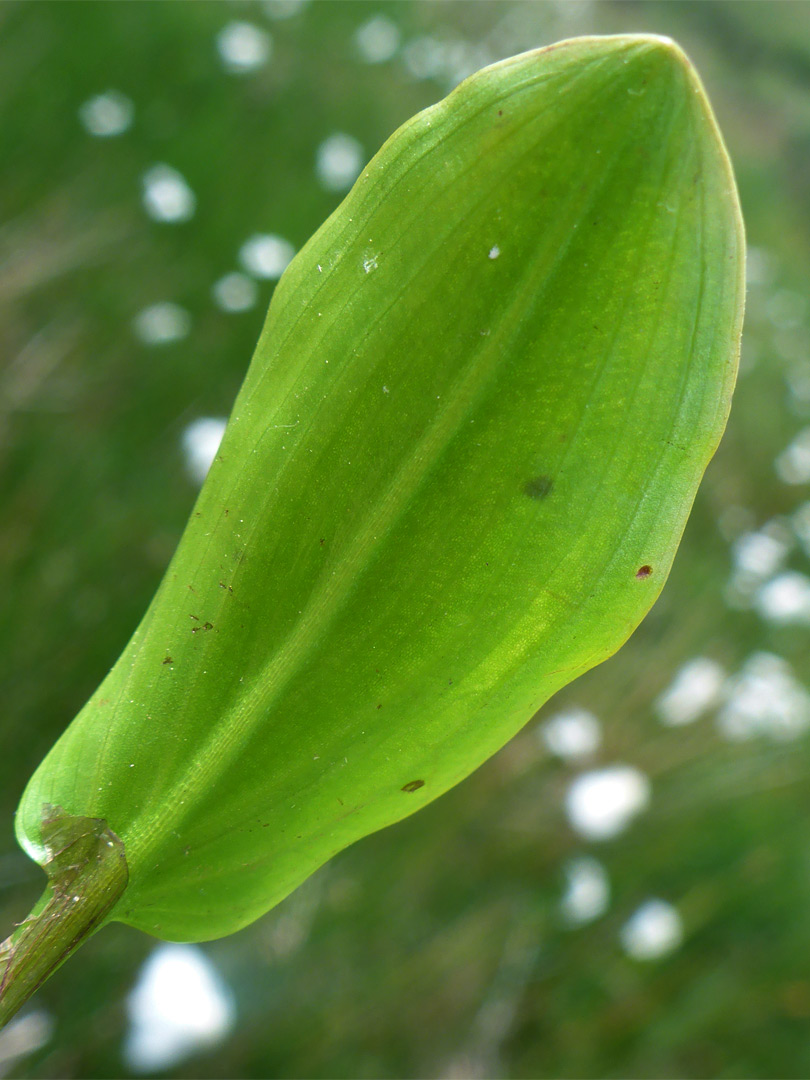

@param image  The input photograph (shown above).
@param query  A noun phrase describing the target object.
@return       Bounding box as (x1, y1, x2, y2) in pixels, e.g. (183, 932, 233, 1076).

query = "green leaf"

(13, 35, 743, 946)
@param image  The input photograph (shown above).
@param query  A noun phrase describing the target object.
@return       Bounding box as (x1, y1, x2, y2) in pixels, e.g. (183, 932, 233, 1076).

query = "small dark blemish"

(203, 622, 214, 631)
(320, 538, 325, 545)
(636, 564, 653, 579)
(498, 109, 503, 117)
(189, 614, 199, 621)
(162, 656, 173, 665)
(402, 780, 425, 793)
(524, 475, 554, 500)
(377, 703, 382, 709)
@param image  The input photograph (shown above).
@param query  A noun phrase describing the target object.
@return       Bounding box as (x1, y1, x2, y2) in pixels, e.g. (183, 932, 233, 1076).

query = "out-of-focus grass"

(2, 2, 810, 1077)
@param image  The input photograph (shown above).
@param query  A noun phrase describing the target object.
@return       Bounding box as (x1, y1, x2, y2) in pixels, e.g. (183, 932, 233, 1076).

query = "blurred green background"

(1, 1, 810, 1076)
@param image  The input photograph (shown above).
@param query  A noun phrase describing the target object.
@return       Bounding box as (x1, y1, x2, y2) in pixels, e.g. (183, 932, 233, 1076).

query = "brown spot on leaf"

(636, 565, 653, 579)
(162, 656, 173, 665)
(402, 780, 425, 793)
(524, 475, 554, 500)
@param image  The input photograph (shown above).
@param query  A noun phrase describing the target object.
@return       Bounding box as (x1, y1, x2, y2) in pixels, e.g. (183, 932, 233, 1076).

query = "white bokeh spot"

(182, 417, 228, 485)
(79, 90, 134, 137)
(123, 944, 235, 1073)
(132, 303, 191, 346)
(213, 272, 259, 313)
(239, 234, 295, 280)
(776, 427, 810, 484)
(620, 899, 683, 961)
(565, 766, 651, 841)
(755, 571, 810, 624)
(655, 657, 726, 727)
(217, 21, 272, 74)
(717, 652, 810, 742)
(540, 708, 601, 761)
(560, 856, 610, 926)
(316, 133, 364, 192)
(142, 165, 196, 224)
(354, 15, 400, 63)
(262, 0, 310, 19)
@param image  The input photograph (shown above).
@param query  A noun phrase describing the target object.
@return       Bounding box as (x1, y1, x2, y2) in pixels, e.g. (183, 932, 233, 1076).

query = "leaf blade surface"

(16, 35, 744, 941)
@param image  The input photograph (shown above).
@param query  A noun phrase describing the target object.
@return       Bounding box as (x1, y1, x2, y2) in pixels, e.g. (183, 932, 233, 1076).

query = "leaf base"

(0, 807, 128, 1030)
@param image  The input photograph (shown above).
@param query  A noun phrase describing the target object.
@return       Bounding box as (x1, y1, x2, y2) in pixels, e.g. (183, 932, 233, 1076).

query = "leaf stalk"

(0, 809, 128, 1031)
